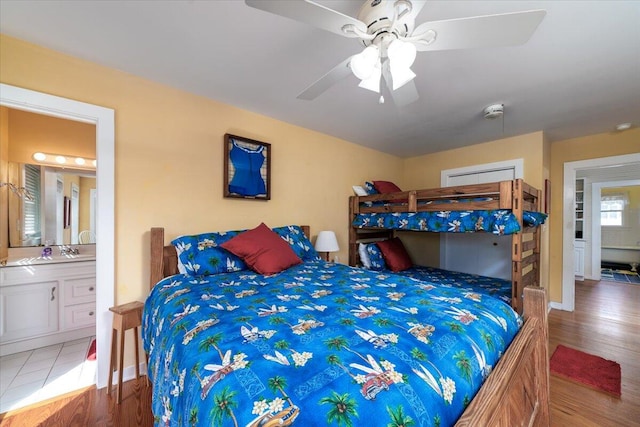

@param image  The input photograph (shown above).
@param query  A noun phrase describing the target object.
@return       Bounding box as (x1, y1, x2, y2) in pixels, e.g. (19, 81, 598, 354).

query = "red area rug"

(86, 339, 97, 361)
(550, 345, 621, 397)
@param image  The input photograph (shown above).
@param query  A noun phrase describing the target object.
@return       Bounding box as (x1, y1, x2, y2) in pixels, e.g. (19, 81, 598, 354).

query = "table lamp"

(315, 231, 339, 262)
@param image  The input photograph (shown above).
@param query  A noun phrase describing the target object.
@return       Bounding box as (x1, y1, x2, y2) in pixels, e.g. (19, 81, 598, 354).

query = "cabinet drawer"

(1, 261, 96, 285)
(64, 303, 96, 329)
(64, 277, 96, 305)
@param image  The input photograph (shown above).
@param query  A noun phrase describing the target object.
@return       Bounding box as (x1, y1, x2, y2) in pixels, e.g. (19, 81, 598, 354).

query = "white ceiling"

(1, 1, 639, 158)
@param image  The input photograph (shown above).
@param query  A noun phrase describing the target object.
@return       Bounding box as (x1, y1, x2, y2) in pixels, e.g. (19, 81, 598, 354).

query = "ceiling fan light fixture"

(387, 39, 417, 69)
(390, 64, 416, 90)
(351, 45, 380, 80)
(358, 59, 382, 93)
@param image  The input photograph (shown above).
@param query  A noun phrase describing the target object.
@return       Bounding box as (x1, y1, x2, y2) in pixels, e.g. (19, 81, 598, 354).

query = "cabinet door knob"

(51, 286, 56, 301)
(89, 287, 95, 292)
(89, 311, 94, 316)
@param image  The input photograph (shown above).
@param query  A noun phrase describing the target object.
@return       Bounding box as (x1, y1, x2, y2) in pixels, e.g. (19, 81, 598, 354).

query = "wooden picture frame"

(223, 133, 271, 200)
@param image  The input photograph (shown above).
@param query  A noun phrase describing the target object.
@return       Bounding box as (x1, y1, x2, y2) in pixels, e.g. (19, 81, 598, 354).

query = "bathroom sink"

(3, 253, 96, 267)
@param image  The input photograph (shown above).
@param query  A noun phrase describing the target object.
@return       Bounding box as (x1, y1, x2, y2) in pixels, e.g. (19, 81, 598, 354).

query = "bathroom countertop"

(1, 254, 96, 267)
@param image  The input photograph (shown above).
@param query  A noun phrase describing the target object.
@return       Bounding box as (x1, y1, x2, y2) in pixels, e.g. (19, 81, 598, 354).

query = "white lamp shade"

(358, 59, 382, 93)
(350, 45, 379, 80)
(390, 64, 416, 90)
(315, 231, 340, 253)
(387, 39, 417, 69)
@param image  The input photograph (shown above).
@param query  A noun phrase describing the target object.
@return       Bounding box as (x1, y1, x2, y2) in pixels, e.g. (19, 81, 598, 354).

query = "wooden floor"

(1, 279, 638, 426)
(548, 279, 640, 427)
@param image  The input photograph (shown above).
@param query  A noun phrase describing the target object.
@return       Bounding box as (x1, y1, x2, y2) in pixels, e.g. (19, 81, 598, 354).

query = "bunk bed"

(349, 179, 545, 314)
(144, 224, 550, 426)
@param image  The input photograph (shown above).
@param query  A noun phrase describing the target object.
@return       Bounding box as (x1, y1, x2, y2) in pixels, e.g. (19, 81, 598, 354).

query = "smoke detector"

(483, 104, 504, 120)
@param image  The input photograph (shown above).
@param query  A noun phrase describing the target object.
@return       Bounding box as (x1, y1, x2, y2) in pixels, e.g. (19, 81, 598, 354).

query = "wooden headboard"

(149, 226, 311, 291)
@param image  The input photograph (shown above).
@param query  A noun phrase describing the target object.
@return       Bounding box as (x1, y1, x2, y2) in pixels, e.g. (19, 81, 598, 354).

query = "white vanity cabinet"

(0, 280, 59, 342)
(0, 260, 96, 356)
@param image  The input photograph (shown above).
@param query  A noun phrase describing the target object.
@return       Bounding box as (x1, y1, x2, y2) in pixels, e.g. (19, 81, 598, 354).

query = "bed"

(367, 265, 513, 305)
(349, 179, 546, 314)
(144, 224, 549, 426)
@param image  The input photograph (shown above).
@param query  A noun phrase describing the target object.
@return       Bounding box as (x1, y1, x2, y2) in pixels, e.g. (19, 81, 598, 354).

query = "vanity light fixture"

(32, 152, 96, 170)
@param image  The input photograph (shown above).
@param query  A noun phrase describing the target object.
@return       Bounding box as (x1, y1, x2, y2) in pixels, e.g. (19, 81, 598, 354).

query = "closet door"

(441, 162, 520, 279)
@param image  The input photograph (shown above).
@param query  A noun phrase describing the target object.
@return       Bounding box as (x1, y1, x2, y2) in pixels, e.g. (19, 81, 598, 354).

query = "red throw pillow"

(373, 180, 405, 204)
(373, 180, 402, 193)
(221, 223, 302, 275)
(376, 238, 412, 272)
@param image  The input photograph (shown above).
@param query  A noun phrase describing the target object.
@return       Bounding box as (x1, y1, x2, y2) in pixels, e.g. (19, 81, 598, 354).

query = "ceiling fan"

(245, 0, 546, 106)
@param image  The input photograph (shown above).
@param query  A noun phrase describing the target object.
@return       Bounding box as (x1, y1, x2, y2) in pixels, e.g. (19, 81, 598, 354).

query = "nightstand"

(107, 301, 144, 403)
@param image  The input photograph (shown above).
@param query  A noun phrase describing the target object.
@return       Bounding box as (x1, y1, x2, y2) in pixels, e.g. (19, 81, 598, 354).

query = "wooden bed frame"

(349, 179, 543, 314)
(148, 225, 550, 426)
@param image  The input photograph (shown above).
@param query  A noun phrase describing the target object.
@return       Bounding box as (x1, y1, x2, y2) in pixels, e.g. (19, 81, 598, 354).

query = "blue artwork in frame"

(223, 133, 271, 200)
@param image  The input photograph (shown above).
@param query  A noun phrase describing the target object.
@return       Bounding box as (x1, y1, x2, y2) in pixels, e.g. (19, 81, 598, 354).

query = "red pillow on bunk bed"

(221, 223, 302, 275)
(373, 180, 402, 193)
(376, 237, 412, 272)
(373, 180, 406, 204)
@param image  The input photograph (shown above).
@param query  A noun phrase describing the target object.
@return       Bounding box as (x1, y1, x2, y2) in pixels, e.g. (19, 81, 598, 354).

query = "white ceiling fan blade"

(245, 0, 367, 38)
(382, 60, 419, 107)
(412, 10, 546, 52)
(410, 1, 428, 18)
(297, 56, 354, 100)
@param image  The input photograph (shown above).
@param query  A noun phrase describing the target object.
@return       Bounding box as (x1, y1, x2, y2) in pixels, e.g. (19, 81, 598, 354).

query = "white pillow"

(352, 185, 368, 196)
(358, 243, 372, 268)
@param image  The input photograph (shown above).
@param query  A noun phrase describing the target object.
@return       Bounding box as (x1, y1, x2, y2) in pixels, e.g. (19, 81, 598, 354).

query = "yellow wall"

(7, 109, 95, 163)
(0, 34, 403, 305)
(549, 129, 640, 302)
(79, 176, 96, 233)
(403, 131, 546, 188)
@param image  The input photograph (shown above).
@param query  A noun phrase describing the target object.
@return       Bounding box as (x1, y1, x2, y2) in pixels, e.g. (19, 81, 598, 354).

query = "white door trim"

(440, 159, 524, 186)
(591, 179, 640, 281)
(1, 83, 115, 389)
(561, 153, 640, 312)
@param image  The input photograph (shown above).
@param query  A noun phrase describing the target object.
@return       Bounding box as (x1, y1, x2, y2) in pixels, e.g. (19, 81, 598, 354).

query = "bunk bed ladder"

(511, 180, 524, 314)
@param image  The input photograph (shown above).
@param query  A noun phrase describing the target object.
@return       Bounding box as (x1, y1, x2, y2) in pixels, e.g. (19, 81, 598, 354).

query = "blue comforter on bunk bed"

(142, 261, 521, 427)
(353, 210, 547, 235)
(381, 266, 512, 305)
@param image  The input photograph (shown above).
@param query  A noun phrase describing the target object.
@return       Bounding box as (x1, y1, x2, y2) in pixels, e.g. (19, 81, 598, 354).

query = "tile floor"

(0, 336, 96, 414)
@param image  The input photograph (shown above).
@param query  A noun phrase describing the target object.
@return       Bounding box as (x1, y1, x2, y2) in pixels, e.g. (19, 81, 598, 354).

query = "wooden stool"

(108, 301, 144, 403)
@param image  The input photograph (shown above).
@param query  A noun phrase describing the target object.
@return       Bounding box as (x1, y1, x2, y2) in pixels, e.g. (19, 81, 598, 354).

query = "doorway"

(0, 84, 114, 392)
(561, 153, 640, 311)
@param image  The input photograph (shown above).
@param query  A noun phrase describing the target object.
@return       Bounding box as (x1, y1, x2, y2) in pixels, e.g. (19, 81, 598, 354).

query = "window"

(601, 193, 626, 226)
(23, 164, 42, 238)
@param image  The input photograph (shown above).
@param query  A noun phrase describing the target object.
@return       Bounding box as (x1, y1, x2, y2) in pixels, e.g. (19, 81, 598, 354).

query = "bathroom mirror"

(8, 162, 96, 247)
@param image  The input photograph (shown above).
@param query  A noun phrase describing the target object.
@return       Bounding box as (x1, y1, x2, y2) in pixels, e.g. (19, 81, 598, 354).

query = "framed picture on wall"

(223, 133, 271, 200)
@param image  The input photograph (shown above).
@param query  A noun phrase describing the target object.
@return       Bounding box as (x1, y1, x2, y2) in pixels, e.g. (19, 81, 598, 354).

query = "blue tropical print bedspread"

(387, 266, 512, 305)
(353, 210, 546, 235)
(142, 261, 521, 427)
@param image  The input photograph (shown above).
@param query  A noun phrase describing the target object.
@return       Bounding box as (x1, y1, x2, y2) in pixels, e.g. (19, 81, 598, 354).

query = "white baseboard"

(549, 301, 566, 311)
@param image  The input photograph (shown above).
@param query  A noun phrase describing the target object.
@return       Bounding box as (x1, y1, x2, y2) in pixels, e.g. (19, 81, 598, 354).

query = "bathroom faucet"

(59, 245, 79, 255)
